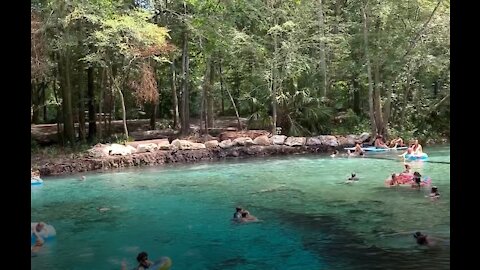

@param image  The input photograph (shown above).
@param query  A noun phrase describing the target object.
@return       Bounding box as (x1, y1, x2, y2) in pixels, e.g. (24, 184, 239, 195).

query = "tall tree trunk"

(373, 61, 385, 137)
(220, 60, 225, 115)
(76, 66, 86, 143)
(98, 68, 105, 140)
(87, 66, 97, 142)
(226, 86, 242, 131)
(110, 67, 128, 139)
(400, 67, 411, 125)
(362, 3, 377, 139)
(352, 77, 361, 115)
(52, 76, 63, 144)
(333, 0, 346, 34)
(78, 85, 86, 142)
(118, 88, 128, 139)
(180, 30, 190, 135)
(108, 65, 117, 136)
(52, 59, 63, 143)
(42, 83, 48, 122)
(382, 84, 392, 138)
(220, 59, 242, 130)
(150, 63, 159, 130)
(59, 53, 75, 145)
(200, 85, 205, 133)
(206, 58, 214, 130)
(150, 101, 158, 130)
(318, 0, 328, 97)
(200, 61, 206, 134)
(271, 14, 278, 134)
(171, 58, 180, 129)
(32, 83, 40, 124)
(32, 81, 47, 124)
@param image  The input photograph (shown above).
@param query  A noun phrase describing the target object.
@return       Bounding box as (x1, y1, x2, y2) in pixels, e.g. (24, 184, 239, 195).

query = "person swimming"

(240, 211, 259, 223)
(348, 173, 359, 181)
(402, 164, 412, 174)
(387, 173, 399, 186)
(330, 150, 339, 157)
(233, 207, 243, 220)
(428, 186, 440, 198)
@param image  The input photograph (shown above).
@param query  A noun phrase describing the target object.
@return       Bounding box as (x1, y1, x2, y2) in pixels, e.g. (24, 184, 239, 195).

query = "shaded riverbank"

(33, 144, 336, 176)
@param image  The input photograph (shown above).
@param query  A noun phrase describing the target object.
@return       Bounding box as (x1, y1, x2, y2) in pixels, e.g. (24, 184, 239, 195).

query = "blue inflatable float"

(31, 222, 56, 244)
(344, 146, 407, 152)
(405, 153, 429, 161)
(31, 178, 43, 186)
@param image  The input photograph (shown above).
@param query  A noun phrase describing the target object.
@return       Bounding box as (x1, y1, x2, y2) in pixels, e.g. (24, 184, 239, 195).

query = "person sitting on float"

(374, 135, 389, 149)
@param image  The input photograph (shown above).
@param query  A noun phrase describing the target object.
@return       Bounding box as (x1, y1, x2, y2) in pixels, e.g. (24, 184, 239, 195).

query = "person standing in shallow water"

(412, 172, 422, 188)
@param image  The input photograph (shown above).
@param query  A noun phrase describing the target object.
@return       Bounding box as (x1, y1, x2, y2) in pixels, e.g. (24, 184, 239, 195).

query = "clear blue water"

(31, 145, 450, 270)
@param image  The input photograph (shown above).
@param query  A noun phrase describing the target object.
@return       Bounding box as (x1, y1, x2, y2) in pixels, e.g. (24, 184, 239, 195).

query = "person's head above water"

(136, 251, 149, 264)
(235, 207, 242, 212)
(413, 172, 421, 177)
(431, 186, 439, 193)
(241, 212, 248, 218)
(35, 222, 45, 232)
(413, 232, 428, 245)
(351, 173, 356, 177)
(404, 164, 411, 170)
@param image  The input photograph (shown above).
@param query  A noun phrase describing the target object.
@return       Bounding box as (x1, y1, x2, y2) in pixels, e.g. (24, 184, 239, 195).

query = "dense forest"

(31, 0, 450, 147)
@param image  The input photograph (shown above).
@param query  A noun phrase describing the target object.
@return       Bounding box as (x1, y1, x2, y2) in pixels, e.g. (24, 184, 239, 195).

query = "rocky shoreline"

(34, 131, 371, 177)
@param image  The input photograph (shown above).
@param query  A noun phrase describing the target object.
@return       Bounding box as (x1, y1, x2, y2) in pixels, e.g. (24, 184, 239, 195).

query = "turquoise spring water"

(31, 145, 450, 270)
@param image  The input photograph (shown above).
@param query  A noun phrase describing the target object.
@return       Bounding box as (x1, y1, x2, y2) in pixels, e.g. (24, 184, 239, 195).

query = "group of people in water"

(232, 207, 259, 223)
(340, 135, 443, 246)
(341, 135, 424, 161)
(385, 163, 440, 199)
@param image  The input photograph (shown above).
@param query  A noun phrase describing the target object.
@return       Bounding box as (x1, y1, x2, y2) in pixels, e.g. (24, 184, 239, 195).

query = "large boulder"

(191, 143, 206, 150)
(232, 137, 254, 146)
(335, 135, 353, 146)
(87, 143, 111, 158)
(219, 130, 270, 142)
(270, 135, 287, 145)
(171, 139, 194, 150)
(358, 132, 371, 143)
(253, 135, 271, 146)
(125, 145, 137, 154)
(318, 135, 338, 146)
(219, 139, 234, 149)
(205, 140, 219, 148)
(157, 140, 172, 150)
(306, 137, 322, 146)
(108, 144, 133, 156)
(136, 143, 158, 153)
(285, 137, 307, 146)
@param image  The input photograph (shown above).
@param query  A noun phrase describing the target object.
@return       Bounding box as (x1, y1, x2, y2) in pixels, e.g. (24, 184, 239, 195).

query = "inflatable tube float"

(386, 176, 431, 187)
(151, 257, 172, 270)
(131, 257, 171, 270)
(31, 178, 43, 186)
(344, 146, 407, 152)
(405, 153, 428, 161)
(31, 222, 56, 244)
